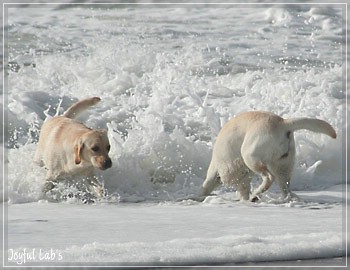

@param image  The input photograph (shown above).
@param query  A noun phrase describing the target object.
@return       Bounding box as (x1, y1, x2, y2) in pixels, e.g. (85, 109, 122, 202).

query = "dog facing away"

(200, 111, 336, 202)
(34, 97, 112, 197)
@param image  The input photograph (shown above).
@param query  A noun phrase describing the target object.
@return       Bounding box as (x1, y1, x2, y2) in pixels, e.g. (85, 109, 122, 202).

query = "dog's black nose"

(103, 158, 112, 169)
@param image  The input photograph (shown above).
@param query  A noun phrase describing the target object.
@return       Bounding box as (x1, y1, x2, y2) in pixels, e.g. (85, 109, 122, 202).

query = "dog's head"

(74, 129, 112, 170)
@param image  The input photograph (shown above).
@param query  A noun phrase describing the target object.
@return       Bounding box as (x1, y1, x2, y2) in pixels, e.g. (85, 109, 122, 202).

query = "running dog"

(34, 97, 112, 197)
(200, 111, 336, 202)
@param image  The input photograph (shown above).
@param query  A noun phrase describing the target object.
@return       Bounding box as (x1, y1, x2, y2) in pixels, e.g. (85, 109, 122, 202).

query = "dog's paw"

(42, 181, 57, 193)
(250, 196, 260, 203)
(93, 185, 107, 198)
(284, 192, 301, 202)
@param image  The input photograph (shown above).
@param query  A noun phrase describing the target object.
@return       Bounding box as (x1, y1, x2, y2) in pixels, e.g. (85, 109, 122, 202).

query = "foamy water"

(4, 5, 345, 204)
(2, 3, 347, 266)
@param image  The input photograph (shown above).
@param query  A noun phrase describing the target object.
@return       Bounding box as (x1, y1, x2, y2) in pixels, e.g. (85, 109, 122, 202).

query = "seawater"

(3, 4, 345, 203)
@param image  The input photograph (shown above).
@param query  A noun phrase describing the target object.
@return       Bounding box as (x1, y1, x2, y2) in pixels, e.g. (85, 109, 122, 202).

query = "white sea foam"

(3, 4, 347, 266)
(5, 5, 345, 200)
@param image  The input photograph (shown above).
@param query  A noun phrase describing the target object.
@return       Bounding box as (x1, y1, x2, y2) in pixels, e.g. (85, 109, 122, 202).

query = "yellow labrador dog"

(34, 97, 112, 197)
(200, 111, 336, 202)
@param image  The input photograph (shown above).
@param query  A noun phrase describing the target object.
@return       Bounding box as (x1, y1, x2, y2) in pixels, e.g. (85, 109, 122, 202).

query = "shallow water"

(6, 188, 346, 266)
(2, 3, 347, 266)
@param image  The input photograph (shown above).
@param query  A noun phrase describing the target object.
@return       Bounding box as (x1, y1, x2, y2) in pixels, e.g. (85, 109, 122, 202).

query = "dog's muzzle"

(101, 158, 112, 170)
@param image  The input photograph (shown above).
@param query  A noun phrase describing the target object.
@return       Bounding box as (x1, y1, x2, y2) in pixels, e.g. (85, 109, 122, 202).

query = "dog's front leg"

(42, 181, 56, 193)
(42, 171, 60, 193)
(85, 174, 106, 198)
(92, 178, 106, 198)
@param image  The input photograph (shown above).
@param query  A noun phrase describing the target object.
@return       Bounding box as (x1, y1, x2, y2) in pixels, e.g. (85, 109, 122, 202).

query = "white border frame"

(1, 1, 348, 268)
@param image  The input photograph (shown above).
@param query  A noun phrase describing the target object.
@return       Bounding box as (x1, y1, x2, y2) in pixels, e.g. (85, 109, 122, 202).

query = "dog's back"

(34, 97, 102, 168)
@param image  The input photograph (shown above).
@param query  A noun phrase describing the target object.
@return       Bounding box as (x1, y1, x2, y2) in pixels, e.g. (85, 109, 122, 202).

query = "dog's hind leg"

(250, 172, 274, 202)
(217, 158, 253, 201)
(229, 158, 253, 201)
(271, 166, 294, 200)
(270, 148, 297, 201)
(200, 162, 221, 196)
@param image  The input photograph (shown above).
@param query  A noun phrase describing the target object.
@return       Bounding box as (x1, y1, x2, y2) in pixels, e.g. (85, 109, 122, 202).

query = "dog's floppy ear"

(74, 139, 84, 165)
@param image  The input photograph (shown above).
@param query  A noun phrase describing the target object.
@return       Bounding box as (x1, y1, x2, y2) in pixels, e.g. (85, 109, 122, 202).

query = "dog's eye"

(106, 145, 111, 152)
(91, 146, 100, 152)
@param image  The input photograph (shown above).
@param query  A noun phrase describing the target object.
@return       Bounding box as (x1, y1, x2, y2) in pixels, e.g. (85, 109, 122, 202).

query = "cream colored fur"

(34, 97, 112, 197)
(200, 111, 336, 201)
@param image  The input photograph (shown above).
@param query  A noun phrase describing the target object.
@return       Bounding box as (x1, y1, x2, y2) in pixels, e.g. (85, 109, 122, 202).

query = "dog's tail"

(63, 97, 101, 119)
(283, 117, 336, 139)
